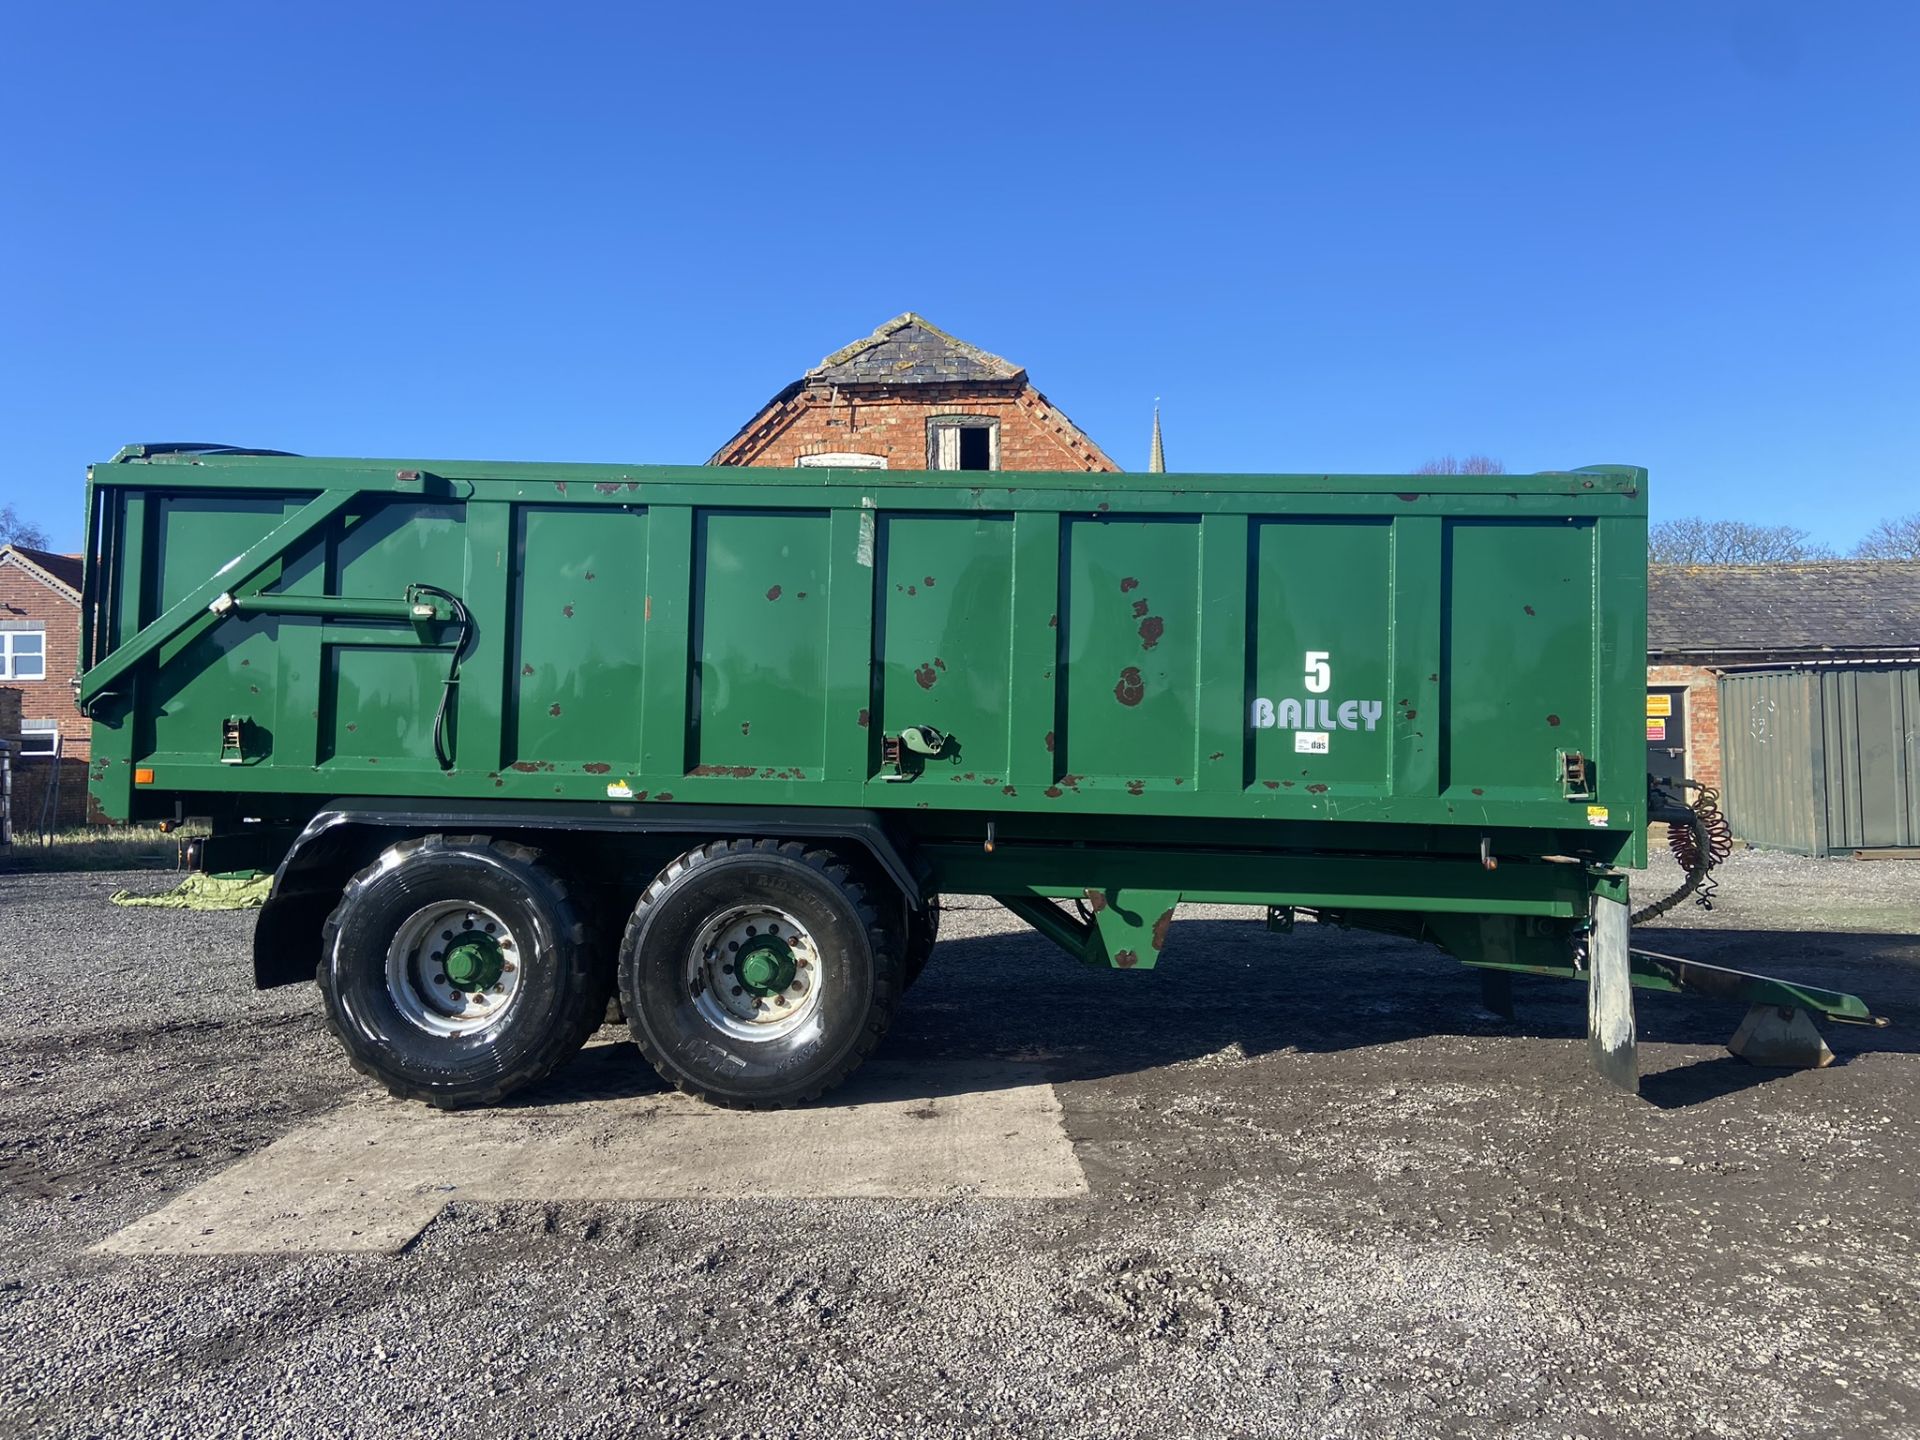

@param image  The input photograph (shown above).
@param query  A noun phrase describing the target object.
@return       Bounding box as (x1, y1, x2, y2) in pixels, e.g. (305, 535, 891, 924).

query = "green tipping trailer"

(76, 446, 1882, 1107)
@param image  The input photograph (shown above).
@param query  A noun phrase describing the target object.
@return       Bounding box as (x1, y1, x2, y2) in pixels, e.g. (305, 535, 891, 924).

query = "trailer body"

(74, 448, 1879, 1104)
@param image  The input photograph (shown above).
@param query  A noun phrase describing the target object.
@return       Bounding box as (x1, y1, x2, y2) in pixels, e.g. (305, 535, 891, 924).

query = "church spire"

(1148, 400, 1165, 473)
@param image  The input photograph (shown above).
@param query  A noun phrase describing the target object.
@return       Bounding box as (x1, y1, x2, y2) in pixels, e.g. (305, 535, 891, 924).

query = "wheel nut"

(731, 986, 743, 997)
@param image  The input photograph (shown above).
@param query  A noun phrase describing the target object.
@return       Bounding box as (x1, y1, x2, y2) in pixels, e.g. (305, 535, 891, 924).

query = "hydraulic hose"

(411, 583, 473, 770)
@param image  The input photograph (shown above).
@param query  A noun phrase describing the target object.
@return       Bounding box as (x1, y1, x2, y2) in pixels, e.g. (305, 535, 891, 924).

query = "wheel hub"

(735, 936, 797, 996)
(441, 933, 505, 991)
(686, 905, 822, 1042)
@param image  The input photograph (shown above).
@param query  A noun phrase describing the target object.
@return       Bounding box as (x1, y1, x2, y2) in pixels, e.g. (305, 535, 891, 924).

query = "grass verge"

(1, 825, 204, 873)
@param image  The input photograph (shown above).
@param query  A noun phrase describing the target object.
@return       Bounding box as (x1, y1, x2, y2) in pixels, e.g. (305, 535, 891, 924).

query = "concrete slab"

(95, 1053, 1087, 1256)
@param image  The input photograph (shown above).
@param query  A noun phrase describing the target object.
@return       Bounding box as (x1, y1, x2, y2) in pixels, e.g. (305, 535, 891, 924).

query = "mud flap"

(1587, 895, 1639, 1094)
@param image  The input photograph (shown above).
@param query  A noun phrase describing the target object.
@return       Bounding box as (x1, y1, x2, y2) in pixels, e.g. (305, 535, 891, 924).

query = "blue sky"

(3, 3, 1914, 553)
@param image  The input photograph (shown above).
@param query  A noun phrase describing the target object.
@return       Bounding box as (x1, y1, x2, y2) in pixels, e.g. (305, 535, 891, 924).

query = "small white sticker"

(1294, 732, 1330, 755)
(607, 781, 634, 799)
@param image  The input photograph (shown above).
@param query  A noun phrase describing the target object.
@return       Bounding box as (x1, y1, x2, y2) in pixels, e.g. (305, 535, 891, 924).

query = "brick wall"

(0, 562, 89, 761)
(715, 383, 1118, 473)
(1648, 663, 1721, 793)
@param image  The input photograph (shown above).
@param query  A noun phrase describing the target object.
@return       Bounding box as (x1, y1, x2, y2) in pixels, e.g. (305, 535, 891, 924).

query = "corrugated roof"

(1649, 561, 1920, 656)
(1, 544, 83, 597)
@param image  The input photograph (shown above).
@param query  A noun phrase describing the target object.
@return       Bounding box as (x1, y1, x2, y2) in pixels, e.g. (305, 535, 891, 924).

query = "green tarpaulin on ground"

(110, 871, 272, 910)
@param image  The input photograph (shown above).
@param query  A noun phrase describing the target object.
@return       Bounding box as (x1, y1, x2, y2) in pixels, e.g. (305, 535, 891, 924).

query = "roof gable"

(807, 313, 1025, 388)
(1650, 561, 1920, 657)
(0, 544, 82, 602)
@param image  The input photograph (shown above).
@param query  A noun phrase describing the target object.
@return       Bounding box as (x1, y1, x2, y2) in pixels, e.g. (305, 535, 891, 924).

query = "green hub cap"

(735, 936, 797, 997)
(441, 933, 505, 991)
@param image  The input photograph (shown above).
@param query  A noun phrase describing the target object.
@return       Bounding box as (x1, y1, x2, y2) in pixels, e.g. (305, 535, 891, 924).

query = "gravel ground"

(2, 847, 1917, 1438)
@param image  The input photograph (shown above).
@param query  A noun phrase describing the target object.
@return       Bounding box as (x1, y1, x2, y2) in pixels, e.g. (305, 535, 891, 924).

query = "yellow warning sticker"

(1586, 805, 1611, 828)
(1646, 719, 1666, 741)
(1646, 694, 1672, 717)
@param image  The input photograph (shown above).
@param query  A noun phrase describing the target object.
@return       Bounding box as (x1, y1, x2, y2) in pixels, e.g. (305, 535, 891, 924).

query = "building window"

(927, 416, 998, 472)
(0, 629, 45, 680)
(19, 720, 59, 757)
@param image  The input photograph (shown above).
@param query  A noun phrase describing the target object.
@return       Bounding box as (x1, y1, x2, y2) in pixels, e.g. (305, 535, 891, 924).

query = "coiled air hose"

(1632, 781, 1734, 924)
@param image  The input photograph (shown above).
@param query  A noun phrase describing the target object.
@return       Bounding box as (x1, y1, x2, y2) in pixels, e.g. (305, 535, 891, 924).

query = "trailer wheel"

(619, 839, 904, 1108)
(904, 896, 941, 989)
(319, 835, 602, 1108)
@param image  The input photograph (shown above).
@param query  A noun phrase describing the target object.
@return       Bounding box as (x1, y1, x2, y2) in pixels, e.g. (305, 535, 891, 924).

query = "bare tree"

(1854, 512, 1920, 561)
(0, 503, 50, 549)
(1649, 517, 1834, 564)
(1415, 454, 1506, 475)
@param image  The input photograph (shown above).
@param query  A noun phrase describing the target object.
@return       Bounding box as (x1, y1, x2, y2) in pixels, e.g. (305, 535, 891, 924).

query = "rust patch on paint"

(1472, 787, 1485, 795)
(691, 764, 757, 778)
(1120, 576, 1139, 593)
(1097, 502, 1111, 513)
(1209, 751, 1224, 761)
(933, 657, 946, 671)
(593, 481, 623, 494)
(1138, 616, 1164, 649)
(1126, 779, 1145, 795)
(1262, 779, 1279, 789)
(796, 592, 807, 600)
(1524, 604, 1536, 616)
(583, 762, 611, 774)
(907, 585, 916, 596)
(522, 663, 535, 676)
(1151, 909, 1174, 951)
(914, 664, 937, 690)
(562, 604, 574, 618)
(1546, 713, 1562, 727)
(345, 722, 357, 732)
(1114, 949, 1139, 968)
(511, 761, 542, 773)
(741, 722, 751, 735)
(1307, 783, 1328, 794)
(1045, 785, 1063, 798)
(856, 708, 870, 728)
(963, 772, 975, 781)
(766, 585, 782, 601)
(1282, 780, 1295, 788)
(1043, 730, 1055, 752)
(1397, 492, 1421, 503)
(1083, 889, 1108, 913)
(1403, 707, 1417, 720)
(1002, 785, 1017, 796)
(549, 703, 562, 717)
(645, 595, 652, 621)
(584, 570, 596, 581)
(1174, 776, 1184, 785)
(1131, 599, 1149, 619)
(1114, 667, 1145, 706)
(924, 576, 936, 587)
(553, 481, 568, 494)
(1048, 613, 1058, 628)
(655, 791, 673, 801)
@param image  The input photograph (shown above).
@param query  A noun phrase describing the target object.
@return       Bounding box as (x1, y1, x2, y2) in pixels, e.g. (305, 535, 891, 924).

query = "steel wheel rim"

(686, 904, 823, 1043)
(385, 900, 523, 1038)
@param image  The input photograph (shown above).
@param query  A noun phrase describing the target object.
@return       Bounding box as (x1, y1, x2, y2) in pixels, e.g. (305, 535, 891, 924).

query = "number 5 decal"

(1304, 650, 1331, 693)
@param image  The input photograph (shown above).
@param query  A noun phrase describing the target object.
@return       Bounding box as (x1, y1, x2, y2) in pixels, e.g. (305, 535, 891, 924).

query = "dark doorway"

(1646, 687, 1687, 785)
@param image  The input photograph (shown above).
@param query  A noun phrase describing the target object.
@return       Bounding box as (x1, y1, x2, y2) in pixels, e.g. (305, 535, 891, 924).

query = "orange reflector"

(134, 767, 155, 785)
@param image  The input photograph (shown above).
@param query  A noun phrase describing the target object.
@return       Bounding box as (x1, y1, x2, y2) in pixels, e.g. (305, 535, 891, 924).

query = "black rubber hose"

(411, 584, 473, 770)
